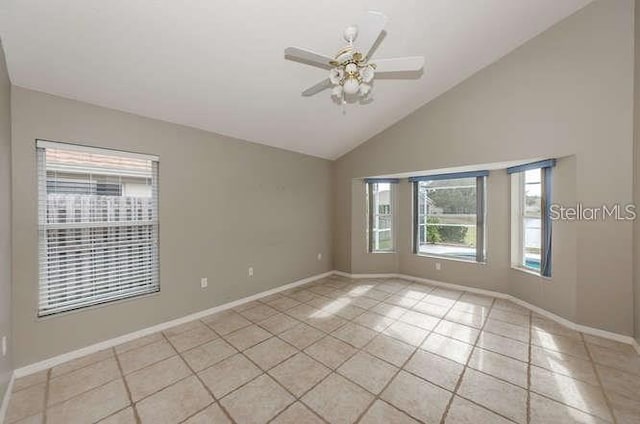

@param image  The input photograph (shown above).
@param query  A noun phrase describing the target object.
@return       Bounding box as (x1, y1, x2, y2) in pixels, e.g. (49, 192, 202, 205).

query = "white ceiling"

(1, 0, 592, 159)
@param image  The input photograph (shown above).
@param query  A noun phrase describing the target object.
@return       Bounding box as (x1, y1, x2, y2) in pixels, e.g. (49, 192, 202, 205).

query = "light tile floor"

(6, 275, 640, 423)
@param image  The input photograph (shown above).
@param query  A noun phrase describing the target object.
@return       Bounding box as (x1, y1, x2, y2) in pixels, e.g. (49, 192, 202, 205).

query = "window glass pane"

(38, 145, 159, 316)
(416, 177, 478, 260)
(523, 169, 541, 270)
(370, 182, 393, 251)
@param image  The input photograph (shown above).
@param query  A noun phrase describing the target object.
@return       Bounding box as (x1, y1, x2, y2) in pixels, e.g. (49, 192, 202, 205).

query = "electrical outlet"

(2, 336, 6, 357)
(435, 262, 441, 271)
(317, 253, 322, 261)
(248, 267, 254, 277)
(200, 277, 208, 289)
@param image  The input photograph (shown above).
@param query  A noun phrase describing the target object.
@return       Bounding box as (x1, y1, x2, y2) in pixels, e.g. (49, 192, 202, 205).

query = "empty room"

(1, 0, 640, 423)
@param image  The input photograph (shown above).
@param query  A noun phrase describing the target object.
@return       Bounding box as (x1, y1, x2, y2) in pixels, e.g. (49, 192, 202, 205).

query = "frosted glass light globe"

(331, 85, 343, 98)
(345, 63, 358, 74)
(359, 83, 371, 96)
(361, 65, 375, 83)
(343, 77, 360, 95)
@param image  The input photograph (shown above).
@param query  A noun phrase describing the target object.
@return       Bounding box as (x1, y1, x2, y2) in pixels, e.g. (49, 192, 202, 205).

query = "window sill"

(511, 266, 552, 281)
(370, 250, 397, 254)
(415, 253, 486, 265)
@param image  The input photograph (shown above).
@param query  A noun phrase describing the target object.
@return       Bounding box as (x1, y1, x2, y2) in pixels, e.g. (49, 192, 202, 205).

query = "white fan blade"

(374, 57, 425, 73)
(354, 11, 388, 58)
(285, 47, 334, 68)
(302, 79, 332, 96)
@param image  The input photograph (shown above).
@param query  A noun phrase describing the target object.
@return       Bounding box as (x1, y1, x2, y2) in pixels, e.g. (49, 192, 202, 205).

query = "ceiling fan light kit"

(285, 11, 425, 105)
(327, 43, 376, 102)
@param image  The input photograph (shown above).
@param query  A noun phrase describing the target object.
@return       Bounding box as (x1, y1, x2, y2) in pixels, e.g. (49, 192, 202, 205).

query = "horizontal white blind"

(37, 143, 159, 316)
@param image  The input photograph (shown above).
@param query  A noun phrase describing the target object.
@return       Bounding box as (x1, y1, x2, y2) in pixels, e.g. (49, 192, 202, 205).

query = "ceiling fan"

(285, 11, 425, 104)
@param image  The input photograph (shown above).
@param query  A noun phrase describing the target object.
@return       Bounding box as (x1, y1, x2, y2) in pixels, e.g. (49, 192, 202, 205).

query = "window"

(366, 179, 397, 252)
(508, 159, 555, 277)
(37, 141, 159, 316)
(411, 171, 487, 262)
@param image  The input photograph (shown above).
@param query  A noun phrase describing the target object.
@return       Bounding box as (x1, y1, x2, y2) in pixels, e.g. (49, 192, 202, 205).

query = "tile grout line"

(41, 355, 128, 413)
(463, 306, 534, 423)
(111, 346, 141, 424)
(526, 309, 532, 424)
(269, 279, 404, 421)
(264, 287, 368, 423)
(43, 355, 136, 422)
(105, 274, 352, 423)
(98, 405, 137, 424)
(207, 312, 341, 423)
(307, 296, 414, 422)
(192, 297, 346, 424)
(119, 352, 180, 379)
(352, 310, 441, 420)
(162, 329, 239, 424)
(377, 291, 610, 424)
(439, 296, 497, 424)
(42, 368, 51, 424)
(113, 326, 223, 419)
(40, 350, 115, 384)
(286, 277, 384, 422)
(348, 283, 443, 423)
(266, 394, 330, 424)
(266, 278, 411, 423)
(527, 316, 619, 422)
(582, 333, 618, 424)
(38, 376, 123, 420)
(113, 333, 165, 356)
(305, 280, 524, 424)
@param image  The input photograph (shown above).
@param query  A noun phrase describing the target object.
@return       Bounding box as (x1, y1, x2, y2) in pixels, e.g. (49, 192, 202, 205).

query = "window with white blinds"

(37, 141, 160, 316)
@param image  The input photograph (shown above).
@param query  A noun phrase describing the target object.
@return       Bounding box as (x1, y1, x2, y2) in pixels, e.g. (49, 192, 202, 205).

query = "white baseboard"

(0, 372, 15, 424)
(13, 270, 334, 378)
(334, 271, 397, 279)
(393, 273, 512, 300)
(338, 271, 640, 350)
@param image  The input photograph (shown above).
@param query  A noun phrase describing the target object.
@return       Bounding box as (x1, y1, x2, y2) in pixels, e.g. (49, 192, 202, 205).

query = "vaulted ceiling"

(1, 0, 592, 159)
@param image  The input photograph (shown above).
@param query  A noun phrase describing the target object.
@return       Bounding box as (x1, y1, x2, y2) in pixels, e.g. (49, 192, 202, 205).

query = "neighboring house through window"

(37, 140, 160, 316)
(411, 171, 487, 262)
(508, 159, 555, 277)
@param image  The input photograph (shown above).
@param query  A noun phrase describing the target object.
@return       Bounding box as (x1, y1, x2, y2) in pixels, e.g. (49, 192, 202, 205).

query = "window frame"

(411, 172, 487, 263)
(36, 140, 160, 317)
(366, 179, 397, 253)
(508, 159, 555, 277)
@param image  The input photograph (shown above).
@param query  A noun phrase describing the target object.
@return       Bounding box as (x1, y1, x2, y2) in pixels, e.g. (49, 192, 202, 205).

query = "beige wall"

(333, 0, 635, 336)
(0, 42, 12, 401)
(11, 87, 333, 366)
